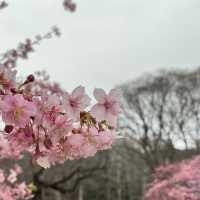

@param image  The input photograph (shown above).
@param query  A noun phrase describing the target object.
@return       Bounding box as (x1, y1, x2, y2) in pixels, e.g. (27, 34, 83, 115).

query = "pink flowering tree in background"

(145, 155, 200, 200)
(0, 1, 121, 199)
(0, 163, 33, 200)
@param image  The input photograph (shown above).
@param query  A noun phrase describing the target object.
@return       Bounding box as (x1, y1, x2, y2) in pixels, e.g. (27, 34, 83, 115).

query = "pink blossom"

(63, 86, 91, 120)
(81, 143, 97, 158)
(94, 130, 114, 150)
(145, 155, 200, 200)
(0, 94, 36, 128)
(54, 115, 73, 131)
(51, 115, 73, 143)
(68, 133, 85, 148)
(15, 182, 32, 199)
(8, 127, 34, 152)
(0, 166, 32, 200)
(66, 127, 114, 159)
(66, 133, 88, 159)
(34, 94, 62, 126)
(0, 134, 23, 159)
(91, 88, 121, 127)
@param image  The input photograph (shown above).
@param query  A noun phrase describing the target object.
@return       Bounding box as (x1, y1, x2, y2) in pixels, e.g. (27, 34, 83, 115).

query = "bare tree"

(119, 68, 200, 170)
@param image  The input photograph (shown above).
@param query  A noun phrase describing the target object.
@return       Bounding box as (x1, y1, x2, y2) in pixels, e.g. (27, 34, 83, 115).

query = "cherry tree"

(145, 155, 200, 200)
(0, 163, 33, 200)
(0, 1, 121, 199)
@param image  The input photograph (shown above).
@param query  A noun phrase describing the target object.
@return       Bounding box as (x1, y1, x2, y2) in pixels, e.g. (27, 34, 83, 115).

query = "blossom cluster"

(0, 64, 121, 168)
(145, 156, 200, 200)
(0, 164, 32, 200)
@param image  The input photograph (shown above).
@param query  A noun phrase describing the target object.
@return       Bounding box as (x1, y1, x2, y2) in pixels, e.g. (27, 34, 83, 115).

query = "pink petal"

(24, 101, 37, 116)
(16, 117, 28, 128)
(93, 88, 107, 103)
(108, 88, 121, 102)
(94, 130, 114, 150)
(2, 112, 14, 125)
(82, 144, 97, 158)
(68, 134, 85, 148)
(47, 94, 60, 106)
(4, 95, 15, 104)
(70, 108, 80, 121)
(63, 92, 70, 104)
(105, 111, 117, 127)
(110, 102, 122, 115)
(91, 104, 106, 122)
(14, 94, 26, 106)
(0, 100, 11, 112)
(72, 86, 85, 100)
(89, 127, 99, 136)
(79, 95, 91, 108)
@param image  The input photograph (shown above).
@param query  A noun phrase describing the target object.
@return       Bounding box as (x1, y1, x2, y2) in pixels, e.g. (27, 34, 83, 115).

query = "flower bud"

(4, 125, 13, 133)
(24, 74, 35, 84)
(10, 88, 17, 94)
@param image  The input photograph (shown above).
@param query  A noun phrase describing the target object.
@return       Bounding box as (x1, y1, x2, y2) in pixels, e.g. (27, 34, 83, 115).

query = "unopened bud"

(4, 125, 13, 133)
(10, 88, 17, 94)
(0, 89, 4, 95)
(63, 0, 76, 12)
(24, 74, 35, 84)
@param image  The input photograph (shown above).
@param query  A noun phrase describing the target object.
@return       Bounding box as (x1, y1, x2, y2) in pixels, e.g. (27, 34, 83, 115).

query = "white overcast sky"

(1, 0, 200, 93)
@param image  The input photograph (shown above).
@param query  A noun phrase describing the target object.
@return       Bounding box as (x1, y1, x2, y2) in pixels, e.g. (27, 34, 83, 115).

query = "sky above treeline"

(0, 0, 200, 93)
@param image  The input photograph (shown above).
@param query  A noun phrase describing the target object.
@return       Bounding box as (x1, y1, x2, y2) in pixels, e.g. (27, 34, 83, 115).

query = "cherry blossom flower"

(0, 134, 23, 159)
(93, 129, 114, 150)
(68, 133, 85, 148)
(7, 128, 34, 154)
(91, 88, 121, 127)
(34, 94, 62, 126)
(51, 114, 73, 143)
(81, 143, 97, 158)
(63, 86, 91, 120)
(0, 94, 36, 128)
